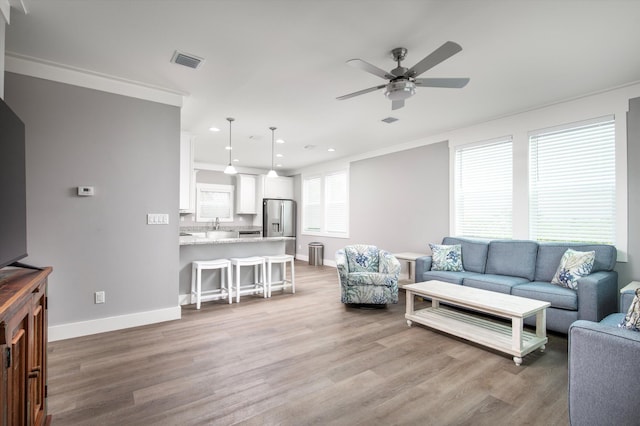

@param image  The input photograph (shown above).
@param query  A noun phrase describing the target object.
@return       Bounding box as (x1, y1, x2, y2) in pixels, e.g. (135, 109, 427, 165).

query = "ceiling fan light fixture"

(224, 117, 237, 175)
(384, 80, 416, 101)
(268, 126, 278, 178)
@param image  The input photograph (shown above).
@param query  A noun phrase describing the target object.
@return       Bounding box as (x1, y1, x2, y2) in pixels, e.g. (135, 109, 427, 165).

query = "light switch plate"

(147, 213, 169, 225)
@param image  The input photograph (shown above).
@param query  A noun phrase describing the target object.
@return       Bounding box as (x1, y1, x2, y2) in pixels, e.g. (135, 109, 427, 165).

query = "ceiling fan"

(337, 41, 470, 110)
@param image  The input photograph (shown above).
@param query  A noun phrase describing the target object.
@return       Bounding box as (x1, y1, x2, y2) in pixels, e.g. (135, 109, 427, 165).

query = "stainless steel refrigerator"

(263, 198, 296, 255)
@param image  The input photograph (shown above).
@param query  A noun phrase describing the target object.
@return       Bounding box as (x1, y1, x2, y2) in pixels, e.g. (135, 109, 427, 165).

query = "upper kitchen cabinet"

(179, 133, 195, 212)
(235, 174, 257, 214)
(262, 175, 294, 199)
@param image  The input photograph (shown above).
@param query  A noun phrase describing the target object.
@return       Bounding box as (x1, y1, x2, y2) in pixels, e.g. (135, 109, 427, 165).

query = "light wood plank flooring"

(48, 261, 569, 425)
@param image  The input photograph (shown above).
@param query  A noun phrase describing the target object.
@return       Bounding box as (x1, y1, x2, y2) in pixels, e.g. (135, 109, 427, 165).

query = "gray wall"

(615, 97, 640, 287)
(5, 72, 180, 326)
(295, 142, 450, 261)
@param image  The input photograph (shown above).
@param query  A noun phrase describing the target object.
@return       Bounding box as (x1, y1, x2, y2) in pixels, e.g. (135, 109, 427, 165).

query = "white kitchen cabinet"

(251, 175, 294, 226)
(263, 175, 294, 199)
(179, 133, 195, 212)
(235, 174, 257, 214)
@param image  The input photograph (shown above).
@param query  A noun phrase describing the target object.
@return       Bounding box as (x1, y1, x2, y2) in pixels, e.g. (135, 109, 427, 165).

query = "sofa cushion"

(429, 243, 464, 272)
(420, 270, 483, 285)
(551, 249, 595, 290)
(463, 274, 529, 295)
(512, 281, 578, 311)
(442, 237, 489, 273)
(600, 313, 625, 327)
(485, 240, 538, 281)
(535, 243, 617, 282)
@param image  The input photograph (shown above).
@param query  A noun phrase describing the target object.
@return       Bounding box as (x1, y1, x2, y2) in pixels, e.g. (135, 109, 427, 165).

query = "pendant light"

(224, 117, 237, 175)
(267, 126, 278, 178)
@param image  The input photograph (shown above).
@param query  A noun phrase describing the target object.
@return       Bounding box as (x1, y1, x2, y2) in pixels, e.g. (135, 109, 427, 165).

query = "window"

(195, 183, 234, 222)
(325, 172, 348, 234)
(303, 177, 321, 232)
(529, 116, 616, 244)
(302, 170, 349, 237)
(454, 137, 513, 238)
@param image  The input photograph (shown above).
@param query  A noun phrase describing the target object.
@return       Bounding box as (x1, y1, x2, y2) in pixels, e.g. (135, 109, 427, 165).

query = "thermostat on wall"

(77, 186, 95, 196)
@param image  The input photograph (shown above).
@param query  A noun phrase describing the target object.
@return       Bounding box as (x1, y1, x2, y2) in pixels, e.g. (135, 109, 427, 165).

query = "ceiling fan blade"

(336, 84, 386, 100)
(414, 77, 470, 88)
(406, 41, 463, 78)
(392, 100, 405, 110)
(347, 59, 395, 80)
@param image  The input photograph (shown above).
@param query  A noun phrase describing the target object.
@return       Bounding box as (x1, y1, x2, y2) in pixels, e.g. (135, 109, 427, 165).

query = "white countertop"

(179, 236, 295, 246)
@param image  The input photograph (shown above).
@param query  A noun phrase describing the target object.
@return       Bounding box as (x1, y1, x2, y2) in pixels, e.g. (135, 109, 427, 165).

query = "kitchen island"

(179, 235, 295, 305)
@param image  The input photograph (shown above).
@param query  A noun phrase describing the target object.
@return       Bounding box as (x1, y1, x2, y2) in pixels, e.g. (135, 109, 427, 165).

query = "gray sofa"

(414, 237, 618, 333)
(568, 285, 639, 425)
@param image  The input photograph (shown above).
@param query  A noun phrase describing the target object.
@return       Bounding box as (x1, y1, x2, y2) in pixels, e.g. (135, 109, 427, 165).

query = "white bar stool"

(230, 256, 267, 302)
(263, 254, 295, 297)
(191, 259, 232, 309)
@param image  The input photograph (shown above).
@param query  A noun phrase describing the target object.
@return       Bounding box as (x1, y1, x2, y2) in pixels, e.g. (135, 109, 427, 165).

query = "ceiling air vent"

(171, 50, 204, 69)
(381, 117, 399, 124)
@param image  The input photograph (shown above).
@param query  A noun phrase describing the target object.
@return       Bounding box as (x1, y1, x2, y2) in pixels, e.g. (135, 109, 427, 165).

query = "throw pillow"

(429, 244, 464, 272)
(550, 249, 595, 290)
(619, 288, 640, 331)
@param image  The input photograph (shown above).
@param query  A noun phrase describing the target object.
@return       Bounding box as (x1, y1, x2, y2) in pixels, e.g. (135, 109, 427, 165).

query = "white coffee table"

(404, 280, 550, 366)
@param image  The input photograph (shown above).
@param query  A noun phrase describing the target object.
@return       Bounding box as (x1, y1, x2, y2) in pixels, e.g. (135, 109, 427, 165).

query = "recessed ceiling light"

(276, 153, 283, 158)
(276, 139, 285, 144)
(233, 159, 239, 162)
(225, 146, 232, 150)
(209, 127, 220, 132)
(276, 164, 283, 167)
(328, 148, 336, 152)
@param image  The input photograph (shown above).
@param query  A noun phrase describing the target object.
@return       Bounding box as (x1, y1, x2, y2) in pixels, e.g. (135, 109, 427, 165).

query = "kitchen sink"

(205, 230, 239, 239)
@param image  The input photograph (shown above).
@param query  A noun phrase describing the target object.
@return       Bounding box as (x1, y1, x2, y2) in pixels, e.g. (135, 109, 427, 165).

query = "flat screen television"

(0, 97, 28, 269)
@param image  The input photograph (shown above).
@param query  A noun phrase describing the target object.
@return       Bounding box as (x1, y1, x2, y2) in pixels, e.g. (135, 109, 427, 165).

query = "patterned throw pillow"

(551, 249, 595, 290)
(345, 245, 380, 273)
(429, 244, 464, 272)
(619, 288, 640, 331)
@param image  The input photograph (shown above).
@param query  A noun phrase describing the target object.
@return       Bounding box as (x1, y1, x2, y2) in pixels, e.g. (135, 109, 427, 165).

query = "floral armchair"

(336, 244, 401, 305)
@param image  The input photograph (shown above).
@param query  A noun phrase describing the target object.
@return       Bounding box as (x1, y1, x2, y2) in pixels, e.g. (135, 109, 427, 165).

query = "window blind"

(529, 116, 615, 244)
(303, 176, 321, 232)
(325, 172, 348, 234)
(454, 138, 513, 238)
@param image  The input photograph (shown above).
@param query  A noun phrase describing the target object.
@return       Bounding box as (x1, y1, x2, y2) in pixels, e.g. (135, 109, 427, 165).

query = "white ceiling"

(6, 1, 640, 173)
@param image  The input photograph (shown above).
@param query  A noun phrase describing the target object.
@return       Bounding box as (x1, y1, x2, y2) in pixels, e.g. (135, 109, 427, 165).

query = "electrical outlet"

(95, 291, 105, 304)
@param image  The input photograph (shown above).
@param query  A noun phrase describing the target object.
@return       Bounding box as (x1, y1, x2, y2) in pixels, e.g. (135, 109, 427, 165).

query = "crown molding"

(5, 52, 184, 107)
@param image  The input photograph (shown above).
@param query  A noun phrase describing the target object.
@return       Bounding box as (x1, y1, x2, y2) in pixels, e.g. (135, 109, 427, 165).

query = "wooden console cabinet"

(0, 267, 52, 426)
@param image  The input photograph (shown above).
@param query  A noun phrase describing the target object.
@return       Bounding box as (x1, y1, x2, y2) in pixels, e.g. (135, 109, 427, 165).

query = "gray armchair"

(568, 283, 640, 425)
(336, 244, 400, 305)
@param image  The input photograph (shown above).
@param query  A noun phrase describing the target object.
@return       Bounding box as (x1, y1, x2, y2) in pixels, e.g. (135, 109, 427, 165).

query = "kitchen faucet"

(214, 217, 220, 230)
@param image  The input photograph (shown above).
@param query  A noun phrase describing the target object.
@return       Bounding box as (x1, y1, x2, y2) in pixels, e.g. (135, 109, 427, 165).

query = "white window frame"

(195, 183, 234, 222)
(449, 108, 628, 262)
(302, 169, 349, 238)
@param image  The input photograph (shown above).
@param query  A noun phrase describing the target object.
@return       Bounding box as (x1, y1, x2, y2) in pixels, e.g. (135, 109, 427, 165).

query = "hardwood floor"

(48, 262, 569, 425)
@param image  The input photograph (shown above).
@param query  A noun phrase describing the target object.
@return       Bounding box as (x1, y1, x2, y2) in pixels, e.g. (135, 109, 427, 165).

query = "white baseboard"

(48, 306, 182, 342)
(296, 255, 336, 268)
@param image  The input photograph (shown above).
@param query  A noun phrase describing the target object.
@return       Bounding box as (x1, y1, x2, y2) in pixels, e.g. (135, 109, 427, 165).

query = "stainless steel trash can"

(308, 242, 324, 266)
